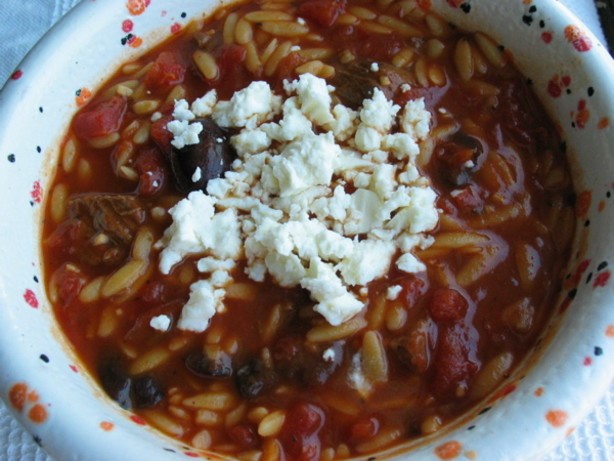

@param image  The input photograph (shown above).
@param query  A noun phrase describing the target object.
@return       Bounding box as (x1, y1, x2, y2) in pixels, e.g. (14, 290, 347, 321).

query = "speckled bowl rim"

(0, 1, 613, 460)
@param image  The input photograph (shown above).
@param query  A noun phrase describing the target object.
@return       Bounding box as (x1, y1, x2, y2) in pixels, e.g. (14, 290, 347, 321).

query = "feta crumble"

(150, 314, 172, 331)
(160, 76, 438, 332)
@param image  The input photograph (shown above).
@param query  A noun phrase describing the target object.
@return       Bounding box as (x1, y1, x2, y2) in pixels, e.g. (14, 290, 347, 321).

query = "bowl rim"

(0, 0, 613, 460)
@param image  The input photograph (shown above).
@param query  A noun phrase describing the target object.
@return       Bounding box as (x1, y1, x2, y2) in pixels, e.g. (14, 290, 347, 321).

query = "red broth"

(43, 0, 575, 458)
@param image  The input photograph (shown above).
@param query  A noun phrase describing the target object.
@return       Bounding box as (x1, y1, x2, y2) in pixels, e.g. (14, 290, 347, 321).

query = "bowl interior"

(0, 1, 613, 460)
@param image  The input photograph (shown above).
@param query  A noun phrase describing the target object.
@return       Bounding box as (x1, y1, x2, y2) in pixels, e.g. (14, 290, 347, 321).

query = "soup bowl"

(0, 0, 613, 460)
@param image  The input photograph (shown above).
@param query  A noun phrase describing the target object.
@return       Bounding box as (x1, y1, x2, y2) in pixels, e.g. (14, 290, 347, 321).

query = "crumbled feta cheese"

(173, 99, 195, 122)
(354, 125, 382, 152)
(262, 97, 313, 142)
(370, 62, 379, 72)
(192, 167, 202, 183)
(329, 104, 358, 142)
(158, 191, 241, 274)
(191, 90, 217, 117)
(322, 347, 336, 362)
(387, 285, 403, 300)
(386, 187, 439, 234)
(231, 129, 272, 156)
(360, 88, 399, 133)
(178, 280, 224, 332)
(301, 258, 363, 326)
(263, 132, 340, 196)
(396, 252, 426, 273)
(400, 97, 431, 141)
(150, 315, 171, 331)
(160, 75, 439, 332)
(338, 239, 396, 286)
(213, 81, 281, 129)
(150, 111, 163, 122)
(167, 119, 203, 149)
(284, 73, 334, 125)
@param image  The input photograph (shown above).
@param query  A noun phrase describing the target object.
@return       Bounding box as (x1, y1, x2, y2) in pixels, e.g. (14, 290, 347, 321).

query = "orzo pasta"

(43, 0, 576, 459)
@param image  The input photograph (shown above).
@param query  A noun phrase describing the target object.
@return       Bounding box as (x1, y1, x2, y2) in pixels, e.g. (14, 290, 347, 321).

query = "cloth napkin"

(0, 1, 612, 460)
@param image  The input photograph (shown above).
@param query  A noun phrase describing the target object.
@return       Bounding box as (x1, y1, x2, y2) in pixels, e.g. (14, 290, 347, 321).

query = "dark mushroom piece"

(169, 117, 237, 193)
(185, 349, 234, 379)
(436, 132, 485, 187)
(98, 359, 165, 409)
(235, 359, 278, 399)
(332, 60, 415, 109)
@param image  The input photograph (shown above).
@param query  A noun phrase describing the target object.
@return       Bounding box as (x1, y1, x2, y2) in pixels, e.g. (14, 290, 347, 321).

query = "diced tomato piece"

(276, 52, 307, 81)
(398, 274, 428, 309)
(280, 402, 325, 461)
(139, 281, 168, 304)
(429, 288, 468, 324)
(73, 96, 127, 139)
(134, 147, 166, 196)
(450, 185, 484, 213)
(356, 32, 404, 61)
(45, 219, 86, 251)
(297, 0, 346, 27)
(145, 51, 186, 91)
(150, 114, 174, 155)
(51, 264, 86, 306)
(213, 44, 249, 96)
(228, 423, 260, 449)
(432, 324, 479, 398)
(349, 416, 380, 442)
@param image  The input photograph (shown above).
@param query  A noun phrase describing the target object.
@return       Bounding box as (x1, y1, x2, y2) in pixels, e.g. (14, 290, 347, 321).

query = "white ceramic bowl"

(0, 1, 613, 460)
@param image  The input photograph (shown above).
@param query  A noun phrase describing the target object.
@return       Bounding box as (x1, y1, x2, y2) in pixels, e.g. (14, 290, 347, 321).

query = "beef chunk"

(64, 193, 146, 265)
(332, 60, 414, 109)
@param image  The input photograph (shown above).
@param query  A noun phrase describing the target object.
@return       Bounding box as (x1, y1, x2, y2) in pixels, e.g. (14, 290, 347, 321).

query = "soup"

(42, 0, 576, 458)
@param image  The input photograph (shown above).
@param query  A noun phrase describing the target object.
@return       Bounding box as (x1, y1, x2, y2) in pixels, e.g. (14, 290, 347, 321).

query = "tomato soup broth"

(43, 0, 575, 459)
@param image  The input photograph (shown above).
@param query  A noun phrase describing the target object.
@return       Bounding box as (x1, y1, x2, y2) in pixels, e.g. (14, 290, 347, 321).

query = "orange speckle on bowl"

(27, 390, 39, 402)
(598, 200, 606, 212)
(565, 426, 576, 437)
(100, 421, 115, 431)
(435, 440, 463, 459)
(127, 0, 150, 16)
(75, 87, 92, 107)
(598, 117, 609, 129)
(606, 325, 614, 337)
(546, 409, 568, 427)
(564, 25, 592, 52)
(28, 403, 48, 424)
(8, 383, 28, 411)
(465, 450, 477, 460)
(534, 387, 544, 397)
(129, 36, 144, 48)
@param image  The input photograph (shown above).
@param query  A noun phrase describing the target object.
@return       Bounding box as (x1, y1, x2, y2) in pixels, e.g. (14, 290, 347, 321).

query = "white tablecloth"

(0, 1, 612, 460)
